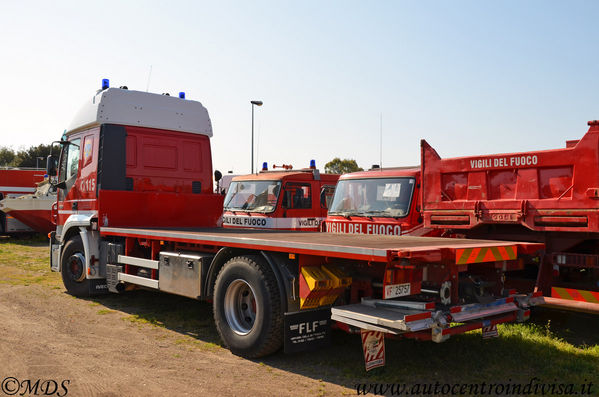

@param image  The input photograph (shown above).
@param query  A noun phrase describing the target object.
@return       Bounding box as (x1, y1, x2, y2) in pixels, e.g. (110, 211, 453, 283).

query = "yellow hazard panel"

(320, 264, 352, 306)
(299, 266, 332, 309)
(299, 265, 352, 309)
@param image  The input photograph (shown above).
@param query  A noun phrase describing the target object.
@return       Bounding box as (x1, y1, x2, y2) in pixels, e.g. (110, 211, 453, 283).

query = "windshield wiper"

(361, 210, 388, 215)
(329, 210, 358, 219)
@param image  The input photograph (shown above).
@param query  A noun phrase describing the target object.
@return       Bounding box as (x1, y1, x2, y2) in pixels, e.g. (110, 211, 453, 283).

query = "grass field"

(2, 237, 598, 392)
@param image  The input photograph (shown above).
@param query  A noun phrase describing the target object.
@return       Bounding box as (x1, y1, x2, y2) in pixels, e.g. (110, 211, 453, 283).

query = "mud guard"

(284, 307, 331, 353)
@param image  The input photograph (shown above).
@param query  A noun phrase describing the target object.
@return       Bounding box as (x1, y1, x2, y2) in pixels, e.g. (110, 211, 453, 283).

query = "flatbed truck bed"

(102, 226, 542, 263)
(96, 225, 543, 348)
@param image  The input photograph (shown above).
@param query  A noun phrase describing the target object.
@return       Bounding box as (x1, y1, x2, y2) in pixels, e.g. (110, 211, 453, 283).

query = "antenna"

(145, 65, 153, 92)
(379, 113, 383, 169)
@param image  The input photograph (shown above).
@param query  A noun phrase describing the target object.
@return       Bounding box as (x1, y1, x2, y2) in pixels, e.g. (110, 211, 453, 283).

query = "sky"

(1, 0, 598, 175)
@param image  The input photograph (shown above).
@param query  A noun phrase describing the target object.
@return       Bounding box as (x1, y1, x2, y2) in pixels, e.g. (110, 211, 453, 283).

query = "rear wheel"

(213, 255, 283, 358)
(61, 235, 90, 297)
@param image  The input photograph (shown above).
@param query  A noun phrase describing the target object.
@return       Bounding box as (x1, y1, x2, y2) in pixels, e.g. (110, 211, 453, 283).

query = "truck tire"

(213, 255, 283, 358)
(61, 235, 90, 297)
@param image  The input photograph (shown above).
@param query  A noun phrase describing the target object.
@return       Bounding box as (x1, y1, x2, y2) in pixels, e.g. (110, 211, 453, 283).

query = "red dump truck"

(421, 120, 599, 313)
(0, 168, 46, 233)
(326, 121, 599, 314)
(48, 81, 543, 359)
(221, 164, 338, 231)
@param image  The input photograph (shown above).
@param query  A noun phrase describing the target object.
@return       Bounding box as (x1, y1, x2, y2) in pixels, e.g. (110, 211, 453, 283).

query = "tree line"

(0, 144, 53, 168)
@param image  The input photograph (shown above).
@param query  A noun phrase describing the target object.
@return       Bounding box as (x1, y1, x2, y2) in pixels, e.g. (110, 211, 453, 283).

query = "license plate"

(384, 283, 411, 299)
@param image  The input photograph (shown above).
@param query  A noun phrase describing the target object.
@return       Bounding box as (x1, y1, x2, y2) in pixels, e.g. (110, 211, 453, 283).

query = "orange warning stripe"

(551, 287, 599, 303)
(455, 246, 517, 265)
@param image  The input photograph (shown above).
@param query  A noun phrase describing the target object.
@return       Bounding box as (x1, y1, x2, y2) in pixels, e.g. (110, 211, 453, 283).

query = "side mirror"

(214, 170, 222, 182)
(46, 155, 57, 177)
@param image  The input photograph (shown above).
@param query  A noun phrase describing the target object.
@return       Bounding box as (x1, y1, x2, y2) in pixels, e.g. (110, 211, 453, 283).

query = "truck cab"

(49, 82, 223, 295)
(222, 164, 339, 231)
(325, 167, 437, 236)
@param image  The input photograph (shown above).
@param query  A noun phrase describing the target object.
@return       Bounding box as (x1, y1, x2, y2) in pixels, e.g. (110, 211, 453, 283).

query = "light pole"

(36, 157, 44, 169)
(251, 100, 263, 173)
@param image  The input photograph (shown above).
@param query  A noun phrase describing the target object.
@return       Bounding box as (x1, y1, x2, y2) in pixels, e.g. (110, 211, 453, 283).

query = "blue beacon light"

(102, 79, 109, 90)
(179, 92, 185, 99)
(262, 162, 268, 171)
(310, 159, 316, 169)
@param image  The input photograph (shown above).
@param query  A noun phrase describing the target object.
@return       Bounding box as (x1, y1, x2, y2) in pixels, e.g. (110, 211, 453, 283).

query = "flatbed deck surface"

(101, 226, 539, 262)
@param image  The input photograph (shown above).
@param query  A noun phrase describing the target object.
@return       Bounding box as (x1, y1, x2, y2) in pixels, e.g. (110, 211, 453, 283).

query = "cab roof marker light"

(102, 79, 109, 90)
(262, 162, 268, 171)
(310, 159, 316, 169)
(179, 92, 185, 99)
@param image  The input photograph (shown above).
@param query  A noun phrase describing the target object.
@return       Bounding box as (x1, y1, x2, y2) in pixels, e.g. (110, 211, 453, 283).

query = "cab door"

(281, 182, 315, 229)
(56, 135, 83, 226)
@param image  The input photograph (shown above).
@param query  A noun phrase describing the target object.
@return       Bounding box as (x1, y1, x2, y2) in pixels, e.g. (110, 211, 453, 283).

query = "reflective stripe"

(58, 210, 96, 216)
(552, 287, 599, 303)
(456, 246, 517, 264)
(222, 215, 323, 229)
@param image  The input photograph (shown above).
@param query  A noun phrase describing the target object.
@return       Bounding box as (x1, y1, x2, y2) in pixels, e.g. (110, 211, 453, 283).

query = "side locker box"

(159, 252, 213, 299)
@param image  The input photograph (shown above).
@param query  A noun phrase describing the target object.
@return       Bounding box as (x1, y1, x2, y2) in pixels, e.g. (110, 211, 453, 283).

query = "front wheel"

(213, 255, 283, 358)
(61, 235, 90, 297)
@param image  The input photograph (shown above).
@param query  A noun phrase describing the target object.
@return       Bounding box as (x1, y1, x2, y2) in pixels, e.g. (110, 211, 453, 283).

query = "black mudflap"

(89, 278, 109, 295)
(284, 308, 331, 353)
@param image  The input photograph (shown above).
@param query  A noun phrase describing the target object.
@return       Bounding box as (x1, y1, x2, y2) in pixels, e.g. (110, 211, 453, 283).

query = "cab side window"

(282, 183, 312, 209)
(320, 185, 336, 209)
(66, 139, 81, 180)
(58, 138, 81, 200)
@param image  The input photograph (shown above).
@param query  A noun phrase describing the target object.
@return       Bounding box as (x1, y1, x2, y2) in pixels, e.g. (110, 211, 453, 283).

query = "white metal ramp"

(331, 298, 435, 334)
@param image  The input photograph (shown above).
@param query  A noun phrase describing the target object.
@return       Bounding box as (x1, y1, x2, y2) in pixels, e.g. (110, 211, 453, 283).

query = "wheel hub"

(67, 253, 86, 282)
(224, 279, 257, 335)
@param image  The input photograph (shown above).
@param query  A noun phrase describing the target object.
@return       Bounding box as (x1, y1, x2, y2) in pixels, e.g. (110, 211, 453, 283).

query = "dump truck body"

(421, 120, 599, 313)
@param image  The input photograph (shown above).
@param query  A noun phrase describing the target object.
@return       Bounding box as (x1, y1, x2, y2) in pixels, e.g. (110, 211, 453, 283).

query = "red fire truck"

(48, 81, 542, 358)
(221, 164, 338, 231)
(0, 168, 46, 233)
(326, 166, 438, 237)
(325, 121, 599, 314)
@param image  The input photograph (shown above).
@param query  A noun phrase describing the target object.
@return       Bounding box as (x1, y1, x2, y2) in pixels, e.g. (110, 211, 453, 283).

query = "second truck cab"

(325, 167, 437, 236)
(222, 164, 339, 231)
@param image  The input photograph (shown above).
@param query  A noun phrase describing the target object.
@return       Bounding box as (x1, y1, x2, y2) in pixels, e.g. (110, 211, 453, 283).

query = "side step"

(118, 273, 159, 289)
(107, 255, 160, 291)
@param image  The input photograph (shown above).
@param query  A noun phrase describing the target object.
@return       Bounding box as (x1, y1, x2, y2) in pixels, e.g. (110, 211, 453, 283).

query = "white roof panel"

(66, 88, 213, 137)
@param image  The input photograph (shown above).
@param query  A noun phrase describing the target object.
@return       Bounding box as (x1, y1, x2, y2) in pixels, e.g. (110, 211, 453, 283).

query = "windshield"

(328, 177, 415, 218)
(223, 180, 281, 213)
